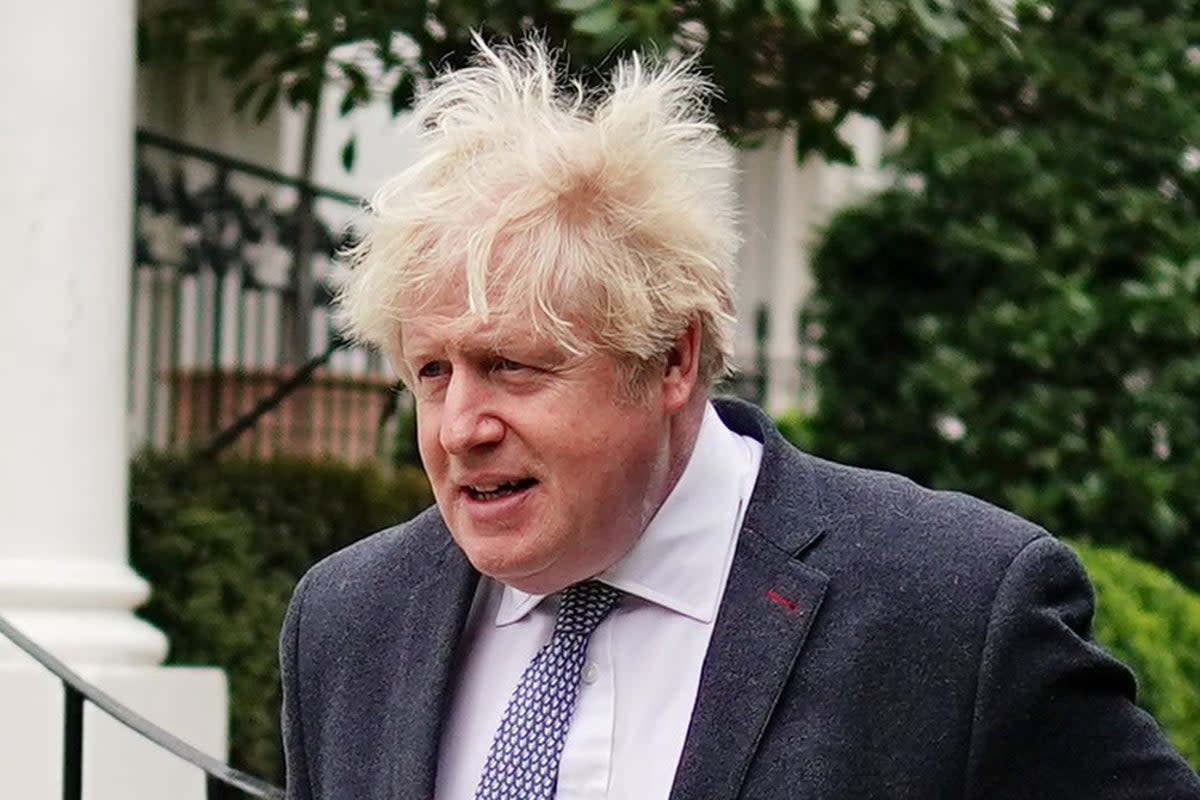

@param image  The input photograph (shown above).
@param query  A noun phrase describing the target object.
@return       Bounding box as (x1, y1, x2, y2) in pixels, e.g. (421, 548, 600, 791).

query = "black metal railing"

(131, 128, 399, 464)
(0, 614, 284, 800)
(129, 127, 819, 457)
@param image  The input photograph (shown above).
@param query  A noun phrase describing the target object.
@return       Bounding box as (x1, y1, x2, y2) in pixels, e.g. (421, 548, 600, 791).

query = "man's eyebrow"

(399, 337, 442, 363)
(493, 339, 572, 364)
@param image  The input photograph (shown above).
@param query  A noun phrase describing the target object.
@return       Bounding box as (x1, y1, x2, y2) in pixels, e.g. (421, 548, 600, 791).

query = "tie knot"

(554, 580, 622, 637)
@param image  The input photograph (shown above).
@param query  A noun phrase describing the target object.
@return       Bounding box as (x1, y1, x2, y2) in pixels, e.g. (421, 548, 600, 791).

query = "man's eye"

(495, 358, 525, 372)
(417, 361, 449, 379)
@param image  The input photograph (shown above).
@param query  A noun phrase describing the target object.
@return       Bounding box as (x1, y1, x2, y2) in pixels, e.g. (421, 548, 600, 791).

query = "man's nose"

(438, 372, 504, 454)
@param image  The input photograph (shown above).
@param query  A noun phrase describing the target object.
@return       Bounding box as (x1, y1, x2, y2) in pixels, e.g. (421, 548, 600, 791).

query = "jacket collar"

(668, 397, 832, 800)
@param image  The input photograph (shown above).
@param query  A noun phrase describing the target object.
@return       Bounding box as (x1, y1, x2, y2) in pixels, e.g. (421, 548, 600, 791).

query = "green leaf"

(286, 75, 321, 108)
(909, 0, 967, 40)
(232, 80, 259, 113)
(254, 82, 281, 123)
(788, 0, 820, 27)
(390, 72, 416, 116)
(340, 62, 371, 102)
(341, 136, 357, 172)
(572, 4, 621, 37)
(555, 0, 604, 13)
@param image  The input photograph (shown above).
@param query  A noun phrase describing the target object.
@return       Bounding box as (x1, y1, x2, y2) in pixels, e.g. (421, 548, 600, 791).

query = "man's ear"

(662, 319, 702, 413)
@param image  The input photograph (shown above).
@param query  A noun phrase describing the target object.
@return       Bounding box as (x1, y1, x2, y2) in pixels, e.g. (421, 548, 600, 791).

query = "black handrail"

(0, 613, 284, 800)
(133, 127, 401, 464)
(137, 128, 361, 206)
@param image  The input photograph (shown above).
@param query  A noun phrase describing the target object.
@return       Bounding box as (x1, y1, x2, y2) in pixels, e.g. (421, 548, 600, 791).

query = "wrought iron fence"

(131, 129, 399, 464)
(128, 128, 822, 461)
(0, 614, 283, 800)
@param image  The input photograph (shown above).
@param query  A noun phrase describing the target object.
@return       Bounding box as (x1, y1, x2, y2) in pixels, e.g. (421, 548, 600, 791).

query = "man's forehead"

(395, 262, 591, 359)
(400, 309, 571, 356)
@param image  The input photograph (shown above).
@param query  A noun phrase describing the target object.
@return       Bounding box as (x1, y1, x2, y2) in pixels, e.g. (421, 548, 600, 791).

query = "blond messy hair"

(336, 35, 740, 393)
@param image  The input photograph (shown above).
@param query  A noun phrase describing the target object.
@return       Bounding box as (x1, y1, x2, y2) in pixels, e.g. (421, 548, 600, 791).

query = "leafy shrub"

(129, 455, 432, 783)
(392, 394, 422, 468)
(808, 1, 1200, 588)
(774, 408, 816, 453)
(1073, 541, 1200, 766)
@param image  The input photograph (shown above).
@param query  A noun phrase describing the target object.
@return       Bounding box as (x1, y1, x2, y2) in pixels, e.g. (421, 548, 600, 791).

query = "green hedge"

(1075, 541, 1200, 766)
(129, 455, 432, 784)
(806, 0, 1200, 590)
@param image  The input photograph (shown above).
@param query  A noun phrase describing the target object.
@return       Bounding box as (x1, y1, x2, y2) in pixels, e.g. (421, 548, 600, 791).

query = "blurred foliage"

(774, 407, 816, 451)
(808, 0, 1200, 588)
(129, 454, 432, 783)
(138, 0, 1016, 164)
(392, 392, 422, 468)
(1074, 541, 1200, 767)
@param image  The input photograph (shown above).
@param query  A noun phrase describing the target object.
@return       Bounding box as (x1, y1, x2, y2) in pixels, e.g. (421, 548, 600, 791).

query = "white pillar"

(0, 0, 165, 667)
(765, 131, 813, 413)
(0, 3, 227, 798)
(734, 121, 888, 413)
(735, 133, 814, 412)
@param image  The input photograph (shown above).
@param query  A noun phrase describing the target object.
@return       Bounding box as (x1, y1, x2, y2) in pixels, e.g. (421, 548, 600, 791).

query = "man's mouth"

(464, 478, 538, 501)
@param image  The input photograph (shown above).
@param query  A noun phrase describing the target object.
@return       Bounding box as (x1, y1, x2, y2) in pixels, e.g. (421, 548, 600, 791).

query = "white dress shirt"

(435, 403, 763, 799)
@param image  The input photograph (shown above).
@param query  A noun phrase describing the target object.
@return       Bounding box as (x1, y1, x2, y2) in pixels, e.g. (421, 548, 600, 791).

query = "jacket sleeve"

(964, 535, 1200, 799)
(280, 571, 315, 800)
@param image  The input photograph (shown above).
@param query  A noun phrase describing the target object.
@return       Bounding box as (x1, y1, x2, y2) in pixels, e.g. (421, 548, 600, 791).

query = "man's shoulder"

(715, 397, 1050, 588)
(297, 504, 458, 603)
(736, 408, 1066, 648)
(804, 458, 1055, 617)
(802, 452, 1047, 561)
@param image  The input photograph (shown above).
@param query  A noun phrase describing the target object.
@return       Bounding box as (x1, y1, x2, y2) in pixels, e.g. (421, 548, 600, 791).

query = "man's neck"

(658, 391, 709, 515)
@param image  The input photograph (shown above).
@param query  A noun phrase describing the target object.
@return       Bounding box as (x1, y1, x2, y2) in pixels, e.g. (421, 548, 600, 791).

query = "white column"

(735, 133, 813, 412)
(765, 131, 813, 413)
(0, 0, 165, 667)
(734, 121, 888, 413)
(733, 141, 774, 367)
(0, 3, 227, 799)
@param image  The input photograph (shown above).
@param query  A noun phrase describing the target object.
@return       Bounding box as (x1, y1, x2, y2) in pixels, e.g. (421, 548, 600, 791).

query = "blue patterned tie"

(474, 580, 622, 800)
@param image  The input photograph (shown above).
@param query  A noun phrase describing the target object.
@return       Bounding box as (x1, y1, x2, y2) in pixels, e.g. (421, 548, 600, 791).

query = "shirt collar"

(495, 402, 757, 626)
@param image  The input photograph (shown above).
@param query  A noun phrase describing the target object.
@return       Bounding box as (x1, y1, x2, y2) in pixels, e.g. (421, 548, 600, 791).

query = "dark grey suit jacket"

(280, 398, 1200, 799)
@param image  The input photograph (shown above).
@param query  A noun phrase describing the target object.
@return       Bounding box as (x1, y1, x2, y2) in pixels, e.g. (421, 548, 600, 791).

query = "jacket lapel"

(667, 399, 833, 800)
(668, 530, 828, 800)
(381, 520, 480, 800)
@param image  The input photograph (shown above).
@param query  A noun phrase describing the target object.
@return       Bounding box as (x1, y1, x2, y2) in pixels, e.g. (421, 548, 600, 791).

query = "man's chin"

(457, 539, 573, 594)
(457, 533, 537, 576)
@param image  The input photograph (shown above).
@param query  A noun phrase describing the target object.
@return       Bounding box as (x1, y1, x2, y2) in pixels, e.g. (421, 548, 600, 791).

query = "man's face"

(401, 303, 682, 595)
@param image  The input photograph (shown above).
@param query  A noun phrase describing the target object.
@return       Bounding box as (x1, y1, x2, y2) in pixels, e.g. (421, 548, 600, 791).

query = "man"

(279, 37, 1200, 799)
